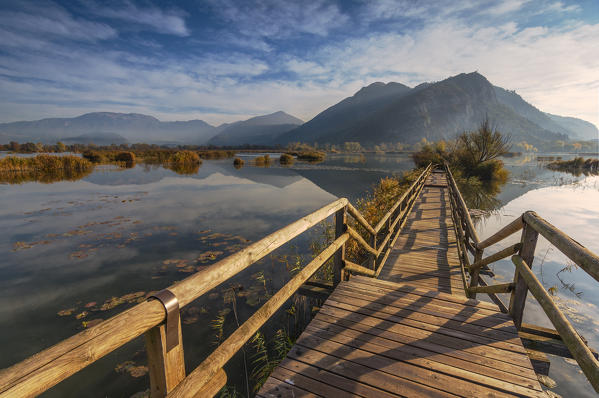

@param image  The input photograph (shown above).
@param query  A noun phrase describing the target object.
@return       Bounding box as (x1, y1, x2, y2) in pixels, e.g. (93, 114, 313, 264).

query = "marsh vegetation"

(547, 157, 599, 176)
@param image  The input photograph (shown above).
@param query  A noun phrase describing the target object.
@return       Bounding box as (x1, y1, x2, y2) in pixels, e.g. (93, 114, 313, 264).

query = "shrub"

(233, 157, 245, 168)
(115, 151, 136, 163)
(254, 155, 271, 166)
(279, 153, 294, 165)
(171, 150, 201, 165)
(82, 151, 105, 163)
(287, 150, 325, 162)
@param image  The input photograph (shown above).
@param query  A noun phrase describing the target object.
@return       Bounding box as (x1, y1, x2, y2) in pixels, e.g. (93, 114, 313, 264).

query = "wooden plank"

(343, 279, 506, 317)
(294, 333, 542, 398)
(259, 376, 319, 398)
(306, 319, 541, 389)
(278, 358, 399, 398)
(313, 310, 538, 380)
(323, 296, 524, 347)
(331, 285, 516, 331)
(350, 276, 501, 311)
(269, 366, 358, 397)
(316, 305, 532, 366)
(301, 324, 543, 395)
(287, 343, 458, 398)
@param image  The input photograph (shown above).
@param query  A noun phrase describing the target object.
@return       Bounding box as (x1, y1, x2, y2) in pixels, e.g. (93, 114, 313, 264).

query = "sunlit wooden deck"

(378, 170, 464, 295)
(258, 276, 544, 397)
(259, 170, 545, 397)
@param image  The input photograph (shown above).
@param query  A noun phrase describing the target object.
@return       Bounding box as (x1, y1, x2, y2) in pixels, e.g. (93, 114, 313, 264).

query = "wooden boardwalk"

(256, 169, 545, 397)
(378, 170, 464, 295)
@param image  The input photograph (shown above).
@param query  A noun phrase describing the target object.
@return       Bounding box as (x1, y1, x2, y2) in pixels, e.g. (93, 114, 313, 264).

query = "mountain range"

(280, 72, 597, 144)
(1, 72, 597, 146)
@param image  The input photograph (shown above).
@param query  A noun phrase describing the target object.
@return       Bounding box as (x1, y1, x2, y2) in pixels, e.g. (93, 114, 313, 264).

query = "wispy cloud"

(481, 0, 530, 15)
(0, 0, 597, 129)
(85, 1, 189, 36)
(545, 1, 581, 13)
(0, 1, 116, 42)
(208, 0, 348, 38)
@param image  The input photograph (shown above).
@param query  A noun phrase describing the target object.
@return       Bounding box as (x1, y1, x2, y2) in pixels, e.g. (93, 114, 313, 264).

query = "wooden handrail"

(477, 216, 524, 250)
(523, 211, 599, 283)
(469, 243, 521, 273)
(512, 255, 599, 392)
(373, 164, 432, 233)
(0, 198, 348, 397)
(0, 162, 434, 397)
(346, 203, 376, 236)
(444, 163, 480, 244)
(168, 233, 349, 396)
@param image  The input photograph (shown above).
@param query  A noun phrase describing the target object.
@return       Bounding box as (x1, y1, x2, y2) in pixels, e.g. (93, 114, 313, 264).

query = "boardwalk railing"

(445, 163, 599, 392)
(0, 166, 432, 398)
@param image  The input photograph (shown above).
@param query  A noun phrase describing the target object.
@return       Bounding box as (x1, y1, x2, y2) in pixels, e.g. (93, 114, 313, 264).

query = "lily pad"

(57, 308, 76, 316)
(75, 311, 89, 319)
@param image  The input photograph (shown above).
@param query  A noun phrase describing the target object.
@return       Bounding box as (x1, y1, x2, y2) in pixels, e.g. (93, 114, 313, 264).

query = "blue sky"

(0, 0, 598, 126)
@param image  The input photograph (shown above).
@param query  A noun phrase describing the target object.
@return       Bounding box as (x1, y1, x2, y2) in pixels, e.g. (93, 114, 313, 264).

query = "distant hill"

(61, 132, 128, 145)
(278, 72, 591, 145)
(0, 112, 218, 144)
(2, 73, 597, 147)
(277, 82, 411, 144)
(545, 113, 599, 141)
(207, 111, 303, 146)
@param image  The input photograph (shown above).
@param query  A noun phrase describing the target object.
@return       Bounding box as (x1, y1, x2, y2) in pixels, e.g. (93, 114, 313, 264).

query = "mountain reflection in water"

(1, 153, 597, 397)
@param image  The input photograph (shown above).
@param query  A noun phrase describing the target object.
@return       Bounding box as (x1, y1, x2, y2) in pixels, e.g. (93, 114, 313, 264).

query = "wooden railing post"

(334, 206, 347, 284)
(468, 248, 484, 299)
(370, 234, 377, 271)
(144, 319, 186, 397)
(509, 222, 539, 329)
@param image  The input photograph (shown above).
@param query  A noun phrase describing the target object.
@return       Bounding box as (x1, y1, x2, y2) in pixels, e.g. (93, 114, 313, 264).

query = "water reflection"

(474, 175, 599, 398)
(2, 152, 597, 397)
(0, 167, 93, 184)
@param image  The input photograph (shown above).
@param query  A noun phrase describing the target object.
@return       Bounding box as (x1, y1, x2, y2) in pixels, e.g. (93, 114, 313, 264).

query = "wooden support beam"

(467, 282, 514, 294)
(470, 243, 522, 273)
(477, 276, 509, 313)
(297, 284, 333, 301)
(0, 198, 349, 398)
(346, 203, 376, 236)
(167, 234, 349, 397)
(520, 331, 599, 360)
(512, 255, 599, 392)
(374, 163, 431, 233)
(194, 369, 227, 398)
(333, 207, 347, 285)
(477, 216, 524, 250)
(526, 349, 550, 376)
(523, 211, 599, 283)
(343, 260, 376, 277)
(144, 319, 186, 398)
(510, 224, 538, 329)
(347, 226, 377, 256)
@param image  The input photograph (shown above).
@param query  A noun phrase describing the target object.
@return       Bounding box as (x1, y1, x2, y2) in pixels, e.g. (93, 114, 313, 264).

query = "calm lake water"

(0, 152, 597, 397)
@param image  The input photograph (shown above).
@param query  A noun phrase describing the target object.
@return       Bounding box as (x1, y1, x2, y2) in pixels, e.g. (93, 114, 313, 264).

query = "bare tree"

(458, 118, 511, 165)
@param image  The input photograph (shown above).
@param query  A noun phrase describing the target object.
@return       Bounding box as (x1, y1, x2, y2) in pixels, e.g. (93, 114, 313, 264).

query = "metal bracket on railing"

(148, 289, 180, 352)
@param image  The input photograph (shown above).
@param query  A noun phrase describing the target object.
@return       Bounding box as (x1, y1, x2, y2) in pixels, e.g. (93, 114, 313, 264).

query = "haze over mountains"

(1, 72, 597, 146)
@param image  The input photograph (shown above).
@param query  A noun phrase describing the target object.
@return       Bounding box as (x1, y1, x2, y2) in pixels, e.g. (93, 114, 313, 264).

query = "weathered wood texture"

(512, 255, 599, 392)
(377, 172, 465, 296)
(259, 276, 544, 398)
